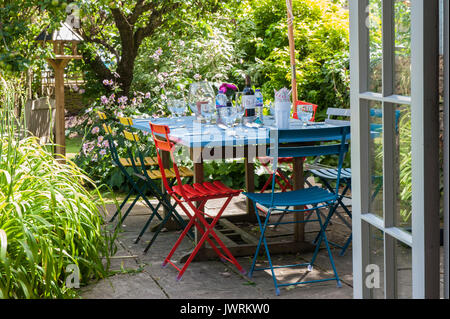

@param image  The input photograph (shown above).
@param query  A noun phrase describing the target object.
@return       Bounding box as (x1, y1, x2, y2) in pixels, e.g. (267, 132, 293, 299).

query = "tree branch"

(134, 2, 181, 47)
(82, 50, 113, 83)
(128, 0, 156, 26)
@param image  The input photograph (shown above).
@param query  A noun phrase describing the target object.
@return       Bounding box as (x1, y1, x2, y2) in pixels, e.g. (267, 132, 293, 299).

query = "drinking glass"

(167, 99, 185, 120)
(233, 92, 246, 124)
(218, 106, 238, 136)
(174, 100, 186, 118)
(297, 104, 314, 126)
(200, 102, 215, 125)
(264, 102, 275, 119)
(188, 82, 215, 120)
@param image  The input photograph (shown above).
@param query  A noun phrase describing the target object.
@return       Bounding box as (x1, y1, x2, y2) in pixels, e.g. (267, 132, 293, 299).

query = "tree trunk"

(81, 3, 181, 97)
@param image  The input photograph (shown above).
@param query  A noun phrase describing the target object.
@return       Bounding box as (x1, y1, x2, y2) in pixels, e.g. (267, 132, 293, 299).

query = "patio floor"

(80, 193, 355, 299)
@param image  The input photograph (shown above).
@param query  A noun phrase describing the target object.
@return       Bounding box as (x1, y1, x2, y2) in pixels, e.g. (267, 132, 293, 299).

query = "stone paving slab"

(81, 272, 167, 299)
(80, 199, 354, 299)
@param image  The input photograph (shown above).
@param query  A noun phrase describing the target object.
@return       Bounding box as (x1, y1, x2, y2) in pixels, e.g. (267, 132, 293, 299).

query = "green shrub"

(237, 0, 350, 120)
(0, 82, 116, 298)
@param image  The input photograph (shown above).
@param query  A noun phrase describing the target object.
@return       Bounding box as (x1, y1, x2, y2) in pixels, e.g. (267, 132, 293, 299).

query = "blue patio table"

(132, 115, 350, 259)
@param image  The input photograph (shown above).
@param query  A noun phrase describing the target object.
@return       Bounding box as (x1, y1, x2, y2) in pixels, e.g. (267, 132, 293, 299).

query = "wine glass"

(166, 90, 185, 120)
(167, 99, 185, 120)
(174, 99, 186, 119)
(264, 101, 276, 122)
(188, 81, 215, 120)
(297, 104, 314, 126)
(200, 102, 215, 125)
(218, 106, 238, 136)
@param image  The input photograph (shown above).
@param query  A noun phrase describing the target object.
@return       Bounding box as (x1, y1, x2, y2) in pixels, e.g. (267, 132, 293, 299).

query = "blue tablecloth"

(132, 116, 347, 148)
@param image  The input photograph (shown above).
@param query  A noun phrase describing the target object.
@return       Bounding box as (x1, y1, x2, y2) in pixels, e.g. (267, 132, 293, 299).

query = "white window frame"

(350, 0, 441, 299)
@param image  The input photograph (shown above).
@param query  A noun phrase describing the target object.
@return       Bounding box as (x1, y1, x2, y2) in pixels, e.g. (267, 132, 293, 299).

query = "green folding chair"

(97, 111, 157, 225)
(119, 117, 194, 251)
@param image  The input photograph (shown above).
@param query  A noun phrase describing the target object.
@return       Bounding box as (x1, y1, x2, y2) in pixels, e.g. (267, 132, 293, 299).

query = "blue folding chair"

(243, 125, 350, 296)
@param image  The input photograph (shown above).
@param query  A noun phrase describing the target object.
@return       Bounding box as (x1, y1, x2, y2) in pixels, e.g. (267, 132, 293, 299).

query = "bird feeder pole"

(36, 22, 83, 162)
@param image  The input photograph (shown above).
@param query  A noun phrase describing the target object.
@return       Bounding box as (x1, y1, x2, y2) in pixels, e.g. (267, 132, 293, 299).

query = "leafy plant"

(235, 0, 350, 119)
(0, 80, 116, 298)
(71, 77, 159, 192)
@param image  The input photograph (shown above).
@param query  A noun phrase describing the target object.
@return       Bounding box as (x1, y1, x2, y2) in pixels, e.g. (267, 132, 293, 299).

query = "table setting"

(132, 81, 341, 149)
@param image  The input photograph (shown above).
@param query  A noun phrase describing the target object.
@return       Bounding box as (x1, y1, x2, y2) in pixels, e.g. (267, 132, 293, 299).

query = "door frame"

(349, 0, 441, 299)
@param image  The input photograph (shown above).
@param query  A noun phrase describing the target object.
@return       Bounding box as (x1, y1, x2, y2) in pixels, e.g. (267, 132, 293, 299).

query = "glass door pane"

(394, 104, 412, 230)
(369, 0, 383, 93)
(394, 0, 412, 96)
(368, 101, 384, 218)
(368, 223, 385, 298)
(396, 238, 412, 298)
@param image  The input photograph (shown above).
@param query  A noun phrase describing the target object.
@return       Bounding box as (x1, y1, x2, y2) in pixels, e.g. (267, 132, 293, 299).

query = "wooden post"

(286, 0, 298, 109)
(36, 23, 83, 162)
(48, 58, 69, 162)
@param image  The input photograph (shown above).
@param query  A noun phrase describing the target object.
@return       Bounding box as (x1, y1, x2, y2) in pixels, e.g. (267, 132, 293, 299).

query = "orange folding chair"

(148, 122, 246, 281)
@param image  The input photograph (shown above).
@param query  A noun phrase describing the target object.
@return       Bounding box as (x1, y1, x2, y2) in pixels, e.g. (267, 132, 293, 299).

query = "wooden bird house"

(36, 22, 83, 161)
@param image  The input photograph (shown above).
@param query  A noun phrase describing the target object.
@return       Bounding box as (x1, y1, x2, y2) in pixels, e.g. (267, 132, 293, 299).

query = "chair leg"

(163, 215, 198, 267)
(311, 207, 341, 287)
(276, 168, 293, 192)
(313, 203, 336, 245)
(110, 175, 152, 224)
(111, 191, 140, 224)
(334, 197, 352, 229)
(339, 233, 352, 256)
(137, 178, 191, 246)
(248, 203, 270, 278)
(143, 201, 180, 252)
(208, 229, 245, 274)
(169, 197, 244, 280)
(317, 209, 341, 287)
(259, 175, 273, 193)
(151, 178, 190, 234)
(175, 223, 212, 281)
(135, 199, 164, 244)
(109, 190, 135, 222)
(261, 227, 280, 296)
(249, 205, 281, 295)
(314, 180, 352, 252)
(119, 195, 148, 226)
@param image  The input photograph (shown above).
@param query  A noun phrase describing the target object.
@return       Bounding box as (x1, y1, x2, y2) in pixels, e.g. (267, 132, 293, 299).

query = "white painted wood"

(359, 92, 412, 105)
(410, 0, 441, 299)
(351, 0, 441, 299)
(349, 0, 370, 299)
(361, 213, 413, 246)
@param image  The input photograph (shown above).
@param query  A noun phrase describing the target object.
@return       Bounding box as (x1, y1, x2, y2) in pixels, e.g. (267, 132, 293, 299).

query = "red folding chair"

(148, 122, 246, 281)
(258, 100, 318, 193)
